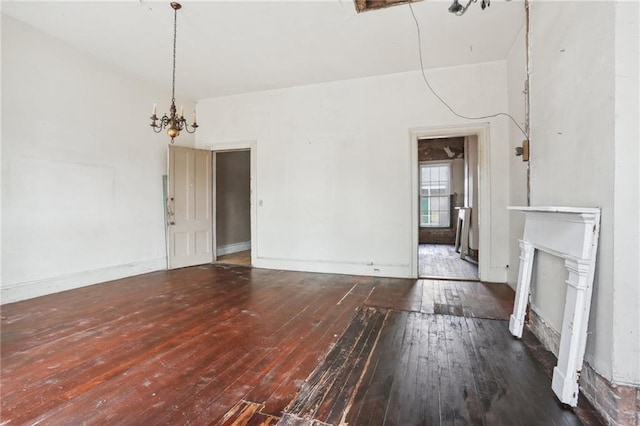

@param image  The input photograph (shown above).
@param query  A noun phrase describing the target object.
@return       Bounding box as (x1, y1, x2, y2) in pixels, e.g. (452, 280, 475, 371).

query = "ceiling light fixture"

(150, 2, 198, 142)
(448, 0, 490, 16)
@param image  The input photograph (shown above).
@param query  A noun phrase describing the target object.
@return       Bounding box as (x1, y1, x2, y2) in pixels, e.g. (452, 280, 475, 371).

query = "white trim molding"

(253, 256, 411, 279)
(1, 257, 166, 305)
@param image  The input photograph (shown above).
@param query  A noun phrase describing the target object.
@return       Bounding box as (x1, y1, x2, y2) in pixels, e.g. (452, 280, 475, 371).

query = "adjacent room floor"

(419, 243, 479, 280)
(216, 249, 252, 266)
(0, 265, 602, 425)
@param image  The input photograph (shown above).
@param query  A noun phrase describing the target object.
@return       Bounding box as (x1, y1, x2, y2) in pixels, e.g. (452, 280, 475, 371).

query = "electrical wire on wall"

(407, 0, 529, 140)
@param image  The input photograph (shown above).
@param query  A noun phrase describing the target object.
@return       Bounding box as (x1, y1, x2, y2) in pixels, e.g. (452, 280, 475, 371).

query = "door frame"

(205, 141, 258, 266)
(409, 123, 491, 281)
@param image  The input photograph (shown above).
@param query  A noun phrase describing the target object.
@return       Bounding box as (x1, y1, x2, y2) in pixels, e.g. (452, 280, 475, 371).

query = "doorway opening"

(417, 136, 478, 280)
(214, 150, 252, 266)
(410, 124, 490, 281)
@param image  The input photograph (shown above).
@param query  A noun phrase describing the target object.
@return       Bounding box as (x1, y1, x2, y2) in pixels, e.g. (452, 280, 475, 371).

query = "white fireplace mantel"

(508, 206, 601, 407)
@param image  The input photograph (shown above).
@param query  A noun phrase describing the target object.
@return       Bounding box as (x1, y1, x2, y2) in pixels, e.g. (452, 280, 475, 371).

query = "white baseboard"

(217, 241, 251, 256)
(1, 257, 166, 305)
(253, 256, 412, 279)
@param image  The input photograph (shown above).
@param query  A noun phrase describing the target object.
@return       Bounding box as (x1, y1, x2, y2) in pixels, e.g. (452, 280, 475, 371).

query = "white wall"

(505, 21, 572, 360)
(196, 61, 511, 281)
(1, 15, 196, 303)
(529, 0, 614, 381)
(612, 0, 639, 386)
(506, 25, 528, 289)
(528, 1, 639, 386)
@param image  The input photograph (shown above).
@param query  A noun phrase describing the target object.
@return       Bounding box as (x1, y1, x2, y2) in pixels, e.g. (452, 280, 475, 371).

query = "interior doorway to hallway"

(416, 136, 479, 280)
(418, 244, 478, 280)
(214, 150, 252, 266)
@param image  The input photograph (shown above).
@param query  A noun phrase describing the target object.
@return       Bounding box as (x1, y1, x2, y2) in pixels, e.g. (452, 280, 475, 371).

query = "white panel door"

(167, 145, 213, 269)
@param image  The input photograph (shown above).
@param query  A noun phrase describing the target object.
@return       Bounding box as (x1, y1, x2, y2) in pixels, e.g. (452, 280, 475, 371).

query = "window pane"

(419, 164, 451, 228)
(432, 186, 446, 196)
(433, 196, 441, 211)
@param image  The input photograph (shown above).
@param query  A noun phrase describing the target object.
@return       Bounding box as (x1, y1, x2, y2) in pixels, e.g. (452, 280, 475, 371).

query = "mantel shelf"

(508, 206, 600, 214)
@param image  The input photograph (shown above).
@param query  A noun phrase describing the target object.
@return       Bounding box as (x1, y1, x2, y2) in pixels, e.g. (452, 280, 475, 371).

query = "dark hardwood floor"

(0, 265, 602, 425)
(282, 311, 591, 426)
(419, 244, 479, 280)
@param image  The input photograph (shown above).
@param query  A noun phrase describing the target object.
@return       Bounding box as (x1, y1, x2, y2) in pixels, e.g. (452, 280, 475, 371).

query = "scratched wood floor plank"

(382, 308, 419, 425)
(191, 281, 366, 423)
(200, 276, 378, 423)
(282, 307, 377, 419)
(1, 265, 603, 426)
(443, 314, 486, 425)
(241, 302, 338, 408)
(130, 273, 317, 423)
(2, 288, 254, 424)
(259, 281, 377, 411)
(433, 314, 458, 425)
(1, 270, 242, 364)
(261, 295, 373, 415)
(344, 310, 410, 425)
(0, 270, 178, 351)
(147, 289, 345, 421)
(316, 308, 386, 424)
(1, 266, 368, 425)
(419, 310, 443, 426)
(340, 312, 594, 426)
(418, 243, 479, 280)
(363, 278, 422, 313)
(27, 313, 263, 424)
(253, 280, 379, 416)
(218, 400, 264, 426)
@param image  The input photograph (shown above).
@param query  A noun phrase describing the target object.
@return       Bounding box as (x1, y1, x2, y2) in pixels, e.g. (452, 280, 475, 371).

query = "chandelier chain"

(171, 6, 177, 103)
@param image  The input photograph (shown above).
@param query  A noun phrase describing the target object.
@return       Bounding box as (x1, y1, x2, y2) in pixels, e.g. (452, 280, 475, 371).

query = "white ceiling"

(1, 0, 525, 100)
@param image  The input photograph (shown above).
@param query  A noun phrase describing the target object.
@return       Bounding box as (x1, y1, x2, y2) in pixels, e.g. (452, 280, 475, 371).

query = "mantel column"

(552, 258, 591, 406)
(509, 240, 535, 338)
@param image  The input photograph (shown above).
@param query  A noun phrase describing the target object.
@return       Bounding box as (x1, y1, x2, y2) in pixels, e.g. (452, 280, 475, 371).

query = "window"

(420, 163, 451, 227)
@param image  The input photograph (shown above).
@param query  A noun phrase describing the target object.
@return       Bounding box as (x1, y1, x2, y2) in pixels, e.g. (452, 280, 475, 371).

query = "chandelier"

(448, 0, 490, 15)
(150, 2, 198, 142)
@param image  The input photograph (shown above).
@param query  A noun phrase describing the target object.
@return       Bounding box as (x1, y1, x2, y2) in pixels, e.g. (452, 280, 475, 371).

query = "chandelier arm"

(455, 0, 476, 15)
